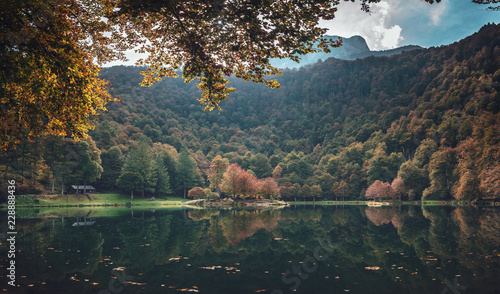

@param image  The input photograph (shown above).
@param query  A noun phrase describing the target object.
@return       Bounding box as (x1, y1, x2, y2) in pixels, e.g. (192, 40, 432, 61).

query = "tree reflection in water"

(2, 206, 499, 293)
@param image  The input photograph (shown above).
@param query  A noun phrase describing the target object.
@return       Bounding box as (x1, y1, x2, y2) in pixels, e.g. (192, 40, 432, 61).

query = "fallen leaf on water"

(364, 266, 381, 270)
(113, 267, 126, 271)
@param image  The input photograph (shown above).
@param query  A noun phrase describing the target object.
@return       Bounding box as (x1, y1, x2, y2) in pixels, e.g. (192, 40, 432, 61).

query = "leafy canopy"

(0, 0, 125, 150)
(2, 0, 470, 149)
(109, 0, 350, 110)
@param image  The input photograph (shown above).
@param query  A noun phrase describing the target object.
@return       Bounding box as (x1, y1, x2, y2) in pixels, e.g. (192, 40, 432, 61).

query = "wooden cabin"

(66, 185, 96, 194)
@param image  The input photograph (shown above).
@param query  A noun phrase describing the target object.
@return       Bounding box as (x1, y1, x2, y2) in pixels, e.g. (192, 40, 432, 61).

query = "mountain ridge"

(270, 34, 423, 69)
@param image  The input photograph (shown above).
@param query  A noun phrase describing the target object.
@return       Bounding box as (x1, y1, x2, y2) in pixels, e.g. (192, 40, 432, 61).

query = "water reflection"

(1, 206, 499, 293)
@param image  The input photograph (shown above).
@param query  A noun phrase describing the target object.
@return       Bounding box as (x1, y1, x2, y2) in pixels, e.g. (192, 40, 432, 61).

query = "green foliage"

(398, 161, 428, 201)
(117, 140, 157, 197)
(154, 155, 173, 197)
(98, 146, 125, 190)
(176, 146, 199, 198)
(116, 171, 141, 198)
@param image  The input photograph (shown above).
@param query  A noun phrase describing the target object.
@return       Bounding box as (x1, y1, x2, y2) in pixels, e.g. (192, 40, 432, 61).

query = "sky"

(320, 0, 500, 50)
(106, 0, 500, 66)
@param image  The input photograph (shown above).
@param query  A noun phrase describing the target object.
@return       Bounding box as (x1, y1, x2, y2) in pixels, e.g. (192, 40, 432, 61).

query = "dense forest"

(1, 23, 499, 202)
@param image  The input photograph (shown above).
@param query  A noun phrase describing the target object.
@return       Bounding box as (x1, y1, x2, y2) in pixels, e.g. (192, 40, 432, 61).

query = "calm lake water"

(1, 206, 499, 294)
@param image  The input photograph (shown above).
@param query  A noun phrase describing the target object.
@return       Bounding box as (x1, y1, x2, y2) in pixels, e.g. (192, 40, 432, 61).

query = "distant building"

(67, 185, 96, 194)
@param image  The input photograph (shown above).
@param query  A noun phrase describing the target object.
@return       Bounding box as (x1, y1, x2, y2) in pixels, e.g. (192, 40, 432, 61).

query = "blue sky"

(321, 0, 500, 50)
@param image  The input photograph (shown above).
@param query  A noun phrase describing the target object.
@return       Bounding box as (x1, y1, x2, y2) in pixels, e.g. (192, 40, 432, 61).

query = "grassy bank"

(4, 194, 499, 208)
(5, 193, 187, 207)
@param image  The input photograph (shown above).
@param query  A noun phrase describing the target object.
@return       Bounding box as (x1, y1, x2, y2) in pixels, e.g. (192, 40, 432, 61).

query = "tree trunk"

(84, 180, 87, 194)
(131, 189, 134, 201)
(51, 172, 55, 194)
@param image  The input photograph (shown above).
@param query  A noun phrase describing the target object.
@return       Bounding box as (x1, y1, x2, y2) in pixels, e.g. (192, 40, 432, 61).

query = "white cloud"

(319, 0, 404, 50)
(430, 2, 446, 25)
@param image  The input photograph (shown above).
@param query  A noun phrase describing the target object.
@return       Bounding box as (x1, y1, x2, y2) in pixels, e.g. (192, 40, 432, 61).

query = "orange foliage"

(187, 187, 206, 199)
(366, 180, 396, 200)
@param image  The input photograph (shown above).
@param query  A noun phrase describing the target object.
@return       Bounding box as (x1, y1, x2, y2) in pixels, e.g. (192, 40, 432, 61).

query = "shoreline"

(2, 194, 499, 208)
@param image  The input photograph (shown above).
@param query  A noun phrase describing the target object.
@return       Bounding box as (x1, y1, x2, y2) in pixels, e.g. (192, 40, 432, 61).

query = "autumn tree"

(365, 180, 395, 200)
(236, 169, 258, 199)
(0, 0, 121, 150)
(260, 177, 280, 200)
(220, 163, 260, 199)
(479, 164, 500, 199)
(391, 177, 406, 201)
(272, 165, 283, 182)
(208, 155, 229, 198)
(188, 187, 206, 199)
(452, 139, 479, 200)
(221, 163, 244, 199)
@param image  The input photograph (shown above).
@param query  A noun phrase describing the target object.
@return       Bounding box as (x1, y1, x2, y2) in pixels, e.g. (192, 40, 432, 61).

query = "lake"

(1, 205, 499, 293)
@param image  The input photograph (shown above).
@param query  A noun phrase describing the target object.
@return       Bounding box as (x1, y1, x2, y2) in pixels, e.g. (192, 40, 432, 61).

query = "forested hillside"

(2, 23, 499, 202)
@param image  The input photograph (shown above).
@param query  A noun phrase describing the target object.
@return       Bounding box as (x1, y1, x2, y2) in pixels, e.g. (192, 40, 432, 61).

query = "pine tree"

(154, 155, 172, 198)
(99, 146, 124, 190)
(176, 146, 198, 198)
(118, 140, 157, 198)
(116, 171, 141, 200)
